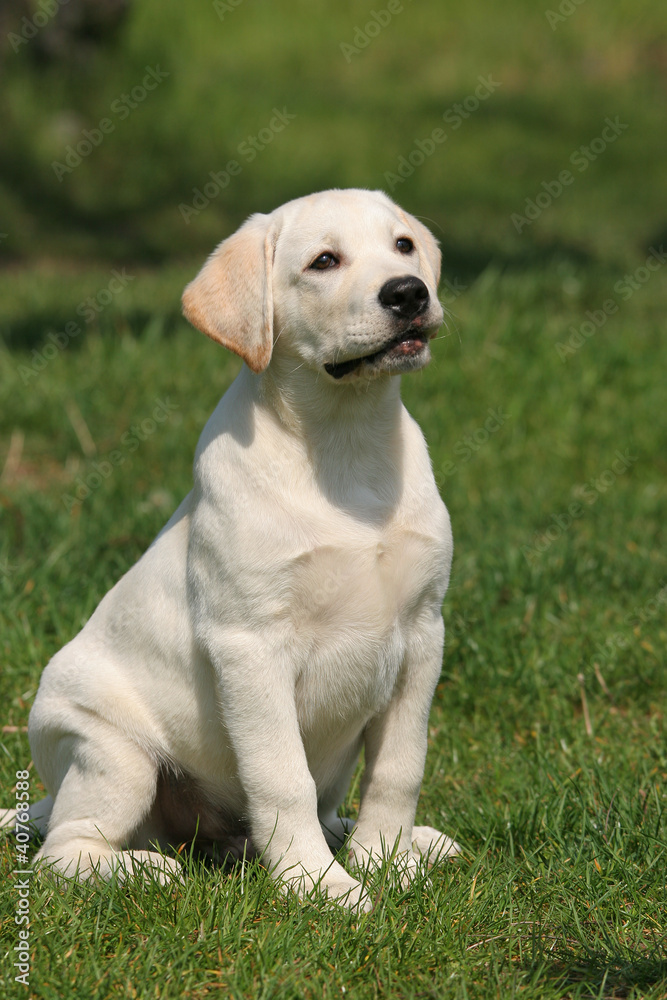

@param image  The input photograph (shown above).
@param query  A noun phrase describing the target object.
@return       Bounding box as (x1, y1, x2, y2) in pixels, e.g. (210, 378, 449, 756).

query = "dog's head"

(182, 189, 443, 381)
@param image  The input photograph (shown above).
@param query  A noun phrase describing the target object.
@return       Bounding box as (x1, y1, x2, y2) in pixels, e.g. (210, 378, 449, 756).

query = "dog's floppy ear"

(396, 207, 442, 288)
(182, 213, 276, 373)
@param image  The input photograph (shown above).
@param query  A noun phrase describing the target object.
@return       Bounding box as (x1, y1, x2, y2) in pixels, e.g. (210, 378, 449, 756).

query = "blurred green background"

(1, 0, 666, 320)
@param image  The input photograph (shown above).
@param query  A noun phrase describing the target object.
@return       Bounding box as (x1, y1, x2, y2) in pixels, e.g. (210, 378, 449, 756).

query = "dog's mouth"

(324, 326, 432, 380)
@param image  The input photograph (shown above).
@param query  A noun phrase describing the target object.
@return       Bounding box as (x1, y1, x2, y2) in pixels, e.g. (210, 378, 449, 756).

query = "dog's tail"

(0, 795, 53, 837)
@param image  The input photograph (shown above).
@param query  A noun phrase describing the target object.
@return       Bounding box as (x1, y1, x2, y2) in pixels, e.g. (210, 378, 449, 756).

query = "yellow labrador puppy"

(18, 189, 459, 909)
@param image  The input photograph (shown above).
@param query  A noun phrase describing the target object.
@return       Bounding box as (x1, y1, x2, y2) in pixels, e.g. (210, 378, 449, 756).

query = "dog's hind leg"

(34, 727, 181, 884)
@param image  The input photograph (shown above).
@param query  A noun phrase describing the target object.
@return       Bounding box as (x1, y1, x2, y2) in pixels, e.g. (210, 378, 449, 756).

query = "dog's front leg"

(212, 636, 370, 910)
(349, 615, 458, 881)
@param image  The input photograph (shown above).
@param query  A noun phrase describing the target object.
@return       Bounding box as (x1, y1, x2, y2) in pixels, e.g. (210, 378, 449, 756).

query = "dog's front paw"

(411, 825, 461, 865)
(276, 858, 371, 912)
(348, 825, 461, 889)
(348, 833, 423, 890)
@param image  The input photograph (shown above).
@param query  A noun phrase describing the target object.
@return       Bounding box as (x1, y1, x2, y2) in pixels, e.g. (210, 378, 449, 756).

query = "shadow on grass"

(1, 309, 180, 352)
(542, 951, 667, 998)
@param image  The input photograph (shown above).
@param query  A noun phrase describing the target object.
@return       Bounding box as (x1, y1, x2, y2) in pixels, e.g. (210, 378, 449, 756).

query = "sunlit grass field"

(1, 258, 665, 998)
(1, 0, 666, 996)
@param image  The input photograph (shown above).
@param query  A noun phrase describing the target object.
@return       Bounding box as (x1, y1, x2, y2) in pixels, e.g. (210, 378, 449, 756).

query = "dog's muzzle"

(324, 276, 433, 380)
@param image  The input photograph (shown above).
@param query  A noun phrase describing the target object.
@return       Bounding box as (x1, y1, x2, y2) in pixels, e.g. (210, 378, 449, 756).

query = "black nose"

(378, 276, 429, 320)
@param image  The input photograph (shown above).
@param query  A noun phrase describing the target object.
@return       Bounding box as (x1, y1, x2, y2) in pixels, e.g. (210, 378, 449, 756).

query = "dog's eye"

(310, 252, 339, 270)
(396, 237, 414, 254)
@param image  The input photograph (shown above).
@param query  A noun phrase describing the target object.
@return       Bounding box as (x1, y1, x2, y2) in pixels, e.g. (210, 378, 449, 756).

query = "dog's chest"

(286, 524, 445, 721)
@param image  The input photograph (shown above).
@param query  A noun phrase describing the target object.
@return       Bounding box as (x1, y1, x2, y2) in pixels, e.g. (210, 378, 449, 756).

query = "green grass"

(1, 0, 666, 995)
(1, 259, 665, 998)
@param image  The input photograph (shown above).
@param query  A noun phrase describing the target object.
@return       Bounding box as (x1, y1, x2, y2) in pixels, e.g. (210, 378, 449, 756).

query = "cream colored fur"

(8, 189, 460, 910)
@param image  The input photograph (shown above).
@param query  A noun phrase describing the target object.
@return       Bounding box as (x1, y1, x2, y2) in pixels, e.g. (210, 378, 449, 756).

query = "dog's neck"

(248, 356, 405, 509)
(257, 354, 402, 442)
